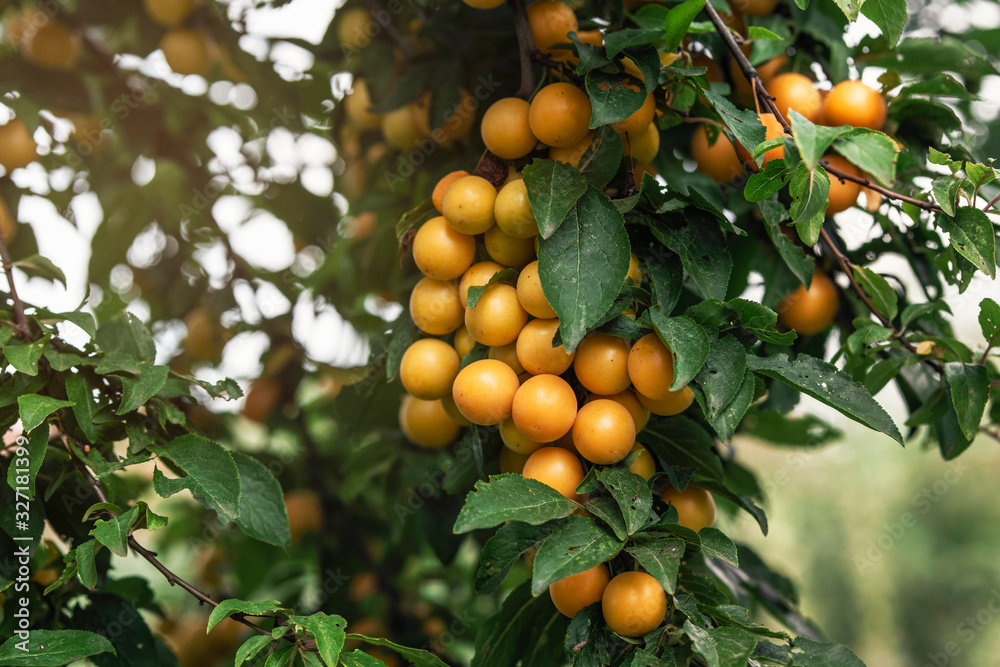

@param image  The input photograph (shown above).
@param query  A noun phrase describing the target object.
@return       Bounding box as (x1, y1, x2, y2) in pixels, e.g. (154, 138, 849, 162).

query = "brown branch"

(982, 347, 994, 366)
(510, 0, 537, 98)
(0, 228, 30, 339)
(990, 379, 1000, 388)
(983, 191, 1000, 212)
(703, 1, 943, 214)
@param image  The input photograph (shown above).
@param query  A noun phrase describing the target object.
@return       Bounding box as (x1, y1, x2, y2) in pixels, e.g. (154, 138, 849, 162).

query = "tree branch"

(983, 191, 1000, 212)
(510, 0, 537, 98)
(0, 229, 30, 339)
(364, 0, 414, 57)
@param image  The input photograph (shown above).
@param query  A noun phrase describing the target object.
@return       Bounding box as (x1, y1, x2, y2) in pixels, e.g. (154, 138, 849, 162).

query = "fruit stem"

(510, 0, 537, 99)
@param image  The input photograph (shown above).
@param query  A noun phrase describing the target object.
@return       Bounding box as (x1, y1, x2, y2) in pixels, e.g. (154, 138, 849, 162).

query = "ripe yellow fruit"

(452, 359, 520, 425)
(624, 121, 660, 165)
(516, 318, 575, 376)
(766, 73, 822, 124)
(0, 196, 17, 245)
(399, 394, 462, 448)
(549, 131, 597, 167)
(409, 277, 464, 335)
(516, 261, 557, 319)
(691, 124, 743, 183)
(285, 490, 324, 543)
(344, 79, 382, 129)
(432, 170, 470, 214)
(443, 175, 497, 235)
(481, 98, 537, 160)
(612, 92, 655, 135)
(627, 334, 675, 400)
(144, 0, 196, 27)
(494, 179, 539, 239)
(590, 390, 649, 433)
(602, 572, 667, 637)
(512, 374, 578, 443)
(412, 216, 476, 280)
(400, 338, 461, 400)
(454, 325, 476, 358)
(161, 29, 214, 76)
(574, 333, 632, 396)
(572, 399, 636, 465)
(730, 0, 781, 16)
(636, 386, 694, 416)
(336, 7, 374, 51)
(659, 484, 716, 531)
(500, 447, 530, 474)
(484, 225, 535, 267)
(441, 392, 472, 426)
(527, 0, 579, 60)
(528, 83, 592, 148)
(381, 104, 427, 150)
(822, 154, 863, 215)
(522, 446, 584, 500)
(414, 89, 477, 141)
(0, 119, 38, 171)
(183, 307, 228, 362)
(489, 342, 527, 375)
(627, 443, 656, 479)
(778, 269, 839, 335)
(499, 418, 549, 455)
(550, 564, 611, 618)
(466, 283, 529, 346)
(243, 378, 282, 423)
(459, 261, 505, 308)
(22, 21, 79, 69)
(627, 252, 642, 286)
(821, 80, 887, 130)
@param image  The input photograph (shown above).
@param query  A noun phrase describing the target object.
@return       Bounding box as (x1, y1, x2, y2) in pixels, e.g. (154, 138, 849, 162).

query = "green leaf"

(522, 159, 588, 239)
(13, 254, 66, 287)
(467, 268, 518, 309)
(708, 368, 756, 442)
(37, 308, 97, 339)
(790, 110, 848, 168)
(649, 312, 711, 391)
(290, 613, 347, 667)
(980, 297, 1000, 345)
(944, 362, 989, 441)
(18, 394, 73, 433)
(625, 533, 685, 594)
(901, 300, 951, 329)
(472, 582, 564, 667)
(851, 265, 899, 322)
(740, 410, 841, 446)
(5, 335, 49, 376)
(235, 635, 272, 666)
(476, 522, 552, 594)
(585, 70, 646, 129)
(568, 32, 611, 74)
(747, 353, 903, 444)
(698, 527, 739, 566)
(664, 0, 707, 52)
(95, 311, 156, 374)
(584, 496, 629, 541)
(759, 199, 815, 287)
(65, 373, 99, 443)
(579, 127, 623, 188)
(861, 0, 907, 46)
(339, 650, 388, 667)
(7, 426, 45, 499)
(643, 416, 724, 481)
(708, 627, 757, 667)
(0, 630, 116, 666)
(747, 26, 783, 41)
(453, 474, 579, 533)
(700, 90, 765, 160)
(790, 637, 865, 666)
(744, 160, 791, 201)
(530, 516, 623, 595)
(208, 599, 285, 633)
(345, 635, 449, 667)
(596, 467, 653, 535)
(538, 187, 630, 352)
(652, 211, 732, 300)
(92, 506, 137, 557)
(230, 452, 291, 550)
(940, 208, 997, 279)
(789, 164, 831, 233)
(694, 337, 748, 421)
(833, 129, 899, 186)
(604, 29, 662, 58)
(116, 364, 170, 414)
(932, 177, 959, 217)
(685, 620, 721, 667)
(831, 0, 862, 20)
(155, 434, 242, 521)
(728, 299, 797, 345)
(75, 538, 99, 589)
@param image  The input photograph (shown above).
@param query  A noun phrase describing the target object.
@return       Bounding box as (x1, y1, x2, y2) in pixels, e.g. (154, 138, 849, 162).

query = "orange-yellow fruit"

(144, 0, 196, 26)
(336, 7, 374, 51)
(400, 338, 461, 400)
(0, 119, 38, 171)
(442, 175, 497, 235)
(550, 563, 611, 618)
(527, 0, 579, 60)
(381, 104, 427, 150)
(624, 121, 660, 165)
(0, 196, 17, 245)
(627, 443, 656, 479)
(412, 216, 476, 280)
(822, 154, 863, 215)
(574, 333, 632, 396)
(454, 325, 476, 358)
(522, 446, 584, 500)
(612, 92, 655, 135)
(452, 359, 520, 425)
(636, 386, 694, 416)
(484, 226, 535, 267)
(285, 490, 324, 543)
(730, 0, 781, 15)
(465, 283, 529, 346)
(409, 277, 464, 335)
(778, 269, 839, 335)
(691, 125, 743, 183)
(500, 446, 530, 474)
(22, 21, 79, 69)
(512, 374, 578, 443)
(659, 484, 716, 531)
(572, 399, 636, 465)
(515, 318, 575, 376)
(489, 342, 527, 375)
(516, 260, 557, 319)
(499, 418, 549, 455)
(494, 179, 539, 239)
(344, 79, 382, 129)
(730, 53, 788, 100)
(400, 394, 462, 448)
(528, 83, 592, 148)
(821, 80, 887, 130)
(549, 131, 597, 167)
(766, 73, 821, 124)
(161, 29, 214, 76)
(414, 89, 477, 141)
(464, 0, 506, 7)
(243, 377, 282, 423)
(433, 170, 470, 214)
(627, 334, 675, 400)
(183, 307, 227, 362)
(602, 572, 668, 637)
(626, 252, 642, 286)
(459, 261, 505, 308)
(481, 98, 537, 160)
(591, 390, 649, 433)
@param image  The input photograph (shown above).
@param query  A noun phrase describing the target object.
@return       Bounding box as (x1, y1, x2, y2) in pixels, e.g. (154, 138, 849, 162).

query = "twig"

(665, 105, 725, 126)
(0, 229, 30, 339)
(703, 1, 943, 214)
(983, 191, 1000, 212)
(990, 380, 1000, 388)
(982, 347, 994, 366)
(364, 0, 414, 57)
(510, 0, 536, 98)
